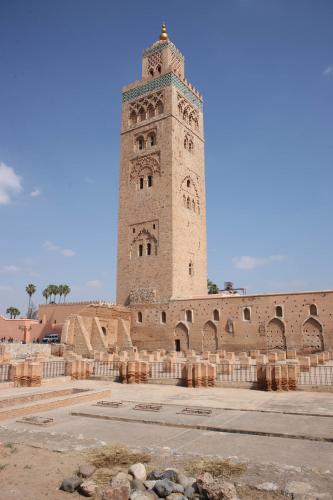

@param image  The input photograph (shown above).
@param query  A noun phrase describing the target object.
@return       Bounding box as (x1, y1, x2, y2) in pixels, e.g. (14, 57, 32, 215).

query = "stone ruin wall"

(129, 290, 333, 353)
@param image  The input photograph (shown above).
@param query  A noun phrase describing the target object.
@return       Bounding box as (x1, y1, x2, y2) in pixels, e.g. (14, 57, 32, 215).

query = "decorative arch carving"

(266, 318, 286, 350)
(131, 228, 158, 258)
(128, 91, 164, 126)
(202, 321, 218, 351)
(130, 152, 161, 181)
(302, 317, 324, 352)
(180, 175, 200, 213)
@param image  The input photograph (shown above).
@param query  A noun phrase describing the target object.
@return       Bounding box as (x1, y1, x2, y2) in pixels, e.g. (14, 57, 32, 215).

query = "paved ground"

(1, 380, 333, 471)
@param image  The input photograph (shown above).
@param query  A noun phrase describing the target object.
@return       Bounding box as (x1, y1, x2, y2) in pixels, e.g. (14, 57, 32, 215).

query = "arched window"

(147, 175, 153, 187)
(178, 103, 182, 115)
(157, 65, 162, 74)
(161, 311, 166, 324)
(213, 309, 220, 321)
(243, 307, 251, 321)
(138, 244, 143, 257)
(147, 242, 151, 256)
(184, 137, 188, 149)
(189, 140, 193, 152)
(188, 262, 193, 276)
(101, 326, 107, 336)
(183, 110, 188, 122)
(149, 68, 154, 77)
(186, 197, 190, 209)
(186, 310, 193, 322)
(192, 199, 195, 212)
(147, 105, 154, 119)
(310, 304, 318, 316)
(137, 311, 143, 323)
(189, 114, 193, 126)
(187, 179, 191, 188)
(148, 133, 156, 146)
(129, 110, 137, 126)
(139, 107, 145, 122)
(137, 136, 144, 151)
(276, 306, 283, 318)
(156, 101, 163, 115)
(139, 177, 144, 189)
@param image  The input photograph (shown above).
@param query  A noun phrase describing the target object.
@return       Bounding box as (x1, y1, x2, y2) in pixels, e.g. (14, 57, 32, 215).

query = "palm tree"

(207, 279, 219, 294)
(42, 288, 50, 304)
(58, 284, 64, 303)
(6, 306, 21, 319)
(25, 283, 36, 318)
(62, 284, 71, 302)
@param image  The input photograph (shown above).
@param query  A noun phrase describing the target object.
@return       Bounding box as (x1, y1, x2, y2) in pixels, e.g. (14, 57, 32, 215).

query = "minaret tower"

(116, 24, 207, 305)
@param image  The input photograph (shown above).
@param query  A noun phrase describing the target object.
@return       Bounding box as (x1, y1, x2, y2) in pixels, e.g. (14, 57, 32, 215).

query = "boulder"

(79, 480, 98, 497)
(131, 479, 146, 492)
(60, 476, 83, 493)
(129, 463, 147, 481)
(144, 480, 156, 490)
(196, 476, 237, 500)
(153, 479, 184, 498)
(78, 464, 96, 478)
(184, 485, 196, 498)
(148, 470, 178, 483)
(176, 473, 196, 489)
(102, 485, 131, 500)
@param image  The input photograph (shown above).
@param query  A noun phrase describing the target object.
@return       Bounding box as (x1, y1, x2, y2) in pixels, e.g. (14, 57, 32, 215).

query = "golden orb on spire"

(159, 22, 168, 41)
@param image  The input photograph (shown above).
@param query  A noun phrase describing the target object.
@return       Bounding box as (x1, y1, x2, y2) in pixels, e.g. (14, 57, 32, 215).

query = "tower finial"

(159, 22, 168, 41)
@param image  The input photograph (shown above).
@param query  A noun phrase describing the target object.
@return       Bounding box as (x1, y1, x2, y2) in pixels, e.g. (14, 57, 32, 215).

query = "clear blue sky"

(0, 0, 332, 315)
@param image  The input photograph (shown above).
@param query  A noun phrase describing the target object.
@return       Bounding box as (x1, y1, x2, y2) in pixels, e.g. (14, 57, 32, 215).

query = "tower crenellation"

(116, 24, 207, 306)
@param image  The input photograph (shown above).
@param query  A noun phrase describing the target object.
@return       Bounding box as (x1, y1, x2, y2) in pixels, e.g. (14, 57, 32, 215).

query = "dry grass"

(86, 444, 151, 469)
(185, 457, 245, 479)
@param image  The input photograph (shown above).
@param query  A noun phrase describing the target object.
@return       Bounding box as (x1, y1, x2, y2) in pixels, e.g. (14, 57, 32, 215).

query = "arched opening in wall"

(183, 194, 186, 207)
(175, 322, 189, 351)
(243, 307, 251, 321)
(202, 321, 218, 352)
(266, 318, 286, 350)
(178, 103, 182, 115)
(184, 137, 188, 149)
(276, 306, 283, 318)
(139, 107, 146, 122)
(156, 101, 163, 115)
(187, 179, 191, 188)
(185, 310, 193, 322)
(149, 68, 154, 77)
(186, 197, 190, 209)
(147, 242, 151, 256)
(137, 311, 143, 323)
(101, 326, 107, 336)
(309, 304, 318, 316)
(139, 177, 144, 190)
(192, 199, 195, 212)
(302, 317, 324, 353)
(138, 244, 143, 257)
(136, 136, 145, 151)
(161, 311, 166, 324)
(188, 262, 193, 276)
(147, 105, 155, 119)
(213, 309, 220, 321)
(147, 175, 153, 187)
(129, 111, 137, 126)
(148, 132, 156, 146)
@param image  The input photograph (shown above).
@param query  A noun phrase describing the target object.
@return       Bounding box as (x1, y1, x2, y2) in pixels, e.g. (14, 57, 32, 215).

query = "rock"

(114, 471, 132, 482)
(176, 473, 196, 489)
(196, 477, 237, 500)
(129, 463, 147, 481)
(130, 491, 160, 500)
(256, 482, 279, 492)
(60, 476, 83, 492)
(131, 479, 146, 492)
(153, 479, 184, 498)
(111, 475, 131, 491)
(102, 485, 131, 500)
(79, 480, 98, 497)
(148, 470, 178, 482)
(78, 464, 96, 478)
(184, 485, 196, 498)
(144, 480, 156, 490)
(285, 481, 312, 495)
(166, 495, 187, 500)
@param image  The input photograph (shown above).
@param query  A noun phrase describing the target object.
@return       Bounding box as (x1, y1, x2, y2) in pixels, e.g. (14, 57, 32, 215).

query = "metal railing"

(42, 360, 66, 378)
(298, 365, 333, 386)
(93, 361, 120, 378)
(0, 364, 10, 382)
(149, 362, 185, 379)
(216, 363, 257, 383)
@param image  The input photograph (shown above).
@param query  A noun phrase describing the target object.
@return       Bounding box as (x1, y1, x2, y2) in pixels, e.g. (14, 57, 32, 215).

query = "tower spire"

(159, 22, 168, 41)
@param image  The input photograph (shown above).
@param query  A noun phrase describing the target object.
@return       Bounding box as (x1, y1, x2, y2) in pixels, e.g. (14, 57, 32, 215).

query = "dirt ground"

(0, 441, 289, 500)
